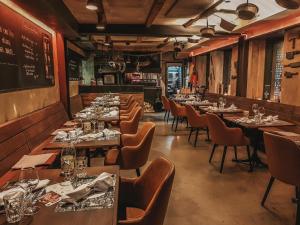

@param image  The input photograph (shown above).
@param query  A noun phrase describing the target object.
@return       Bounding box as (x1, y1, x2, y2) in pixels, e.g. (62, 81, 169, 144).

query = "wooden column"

(205, 53, 210, 89)
(236, 36, 249, 97)
(56, 33, 69, 114)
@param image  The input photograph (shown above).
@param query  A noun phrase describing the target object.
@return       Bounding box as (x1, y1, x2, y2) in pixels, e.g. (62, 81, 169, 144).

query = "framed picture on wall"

(103, 74, 115, 84)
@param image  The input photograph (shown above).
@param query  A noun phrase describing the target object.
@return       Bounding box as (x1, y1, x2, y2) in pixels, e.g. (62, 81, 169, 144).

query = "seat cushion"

(126, 207, 145, 220)
(118, 205, 145, 221)
(104, 148, 119, 165)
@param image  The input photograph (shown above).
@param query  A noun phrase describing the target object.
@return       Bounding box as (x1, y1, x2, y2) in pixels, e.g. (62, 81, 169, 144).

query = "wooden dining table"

(199, 106, 244, 118)
(43, 135, 121, 150)
(224, 115, 296, 171)
(0, 166, 120, 225)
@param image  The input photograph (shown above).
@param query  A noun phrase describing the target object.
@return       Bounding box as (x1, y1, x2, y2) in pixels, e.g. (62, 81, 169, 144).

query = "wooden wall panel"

(246, 39, 266, 99)
(229, 46, 238, 96)
(281, 27, 300, 106)
(195, 55, 207, 86)
(209, 51, 224, 94)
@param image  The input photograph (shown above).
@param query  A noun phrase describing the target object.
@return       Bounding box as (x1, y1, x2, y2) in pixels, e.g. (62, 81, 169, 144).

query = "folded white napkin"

(0, 179, 50, 205)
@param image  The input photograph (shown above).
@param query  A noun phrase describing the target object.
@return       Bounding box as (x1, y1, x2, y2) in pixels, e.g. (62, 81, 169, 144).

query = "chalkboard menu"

(67, 49, 82, 81)
(0, 3, 54, 92)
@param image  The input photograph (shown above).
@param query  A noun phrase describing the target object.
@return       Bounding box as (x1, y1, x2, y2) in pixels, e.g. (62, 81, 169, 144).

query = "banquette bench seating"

(0, 102, 69, 177)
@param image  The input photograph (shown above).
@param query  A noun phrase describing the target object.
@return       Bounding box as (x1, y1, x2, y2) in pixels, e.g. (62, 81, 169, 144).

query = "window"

(263, 38, 284, 101)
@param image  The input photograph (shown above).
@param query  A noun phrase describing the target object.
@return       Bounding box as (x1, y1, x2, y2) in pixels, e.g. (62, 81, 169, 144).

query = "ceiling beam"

(145, 0, 167, 27)
(79, 24, 201, 37)
(164, 0, 179, 16)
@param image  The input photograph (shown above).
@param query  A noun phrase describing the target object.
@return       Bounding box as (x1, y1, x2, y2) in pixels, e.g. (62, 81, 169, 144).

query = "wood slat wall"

(0, 102, 68, 176)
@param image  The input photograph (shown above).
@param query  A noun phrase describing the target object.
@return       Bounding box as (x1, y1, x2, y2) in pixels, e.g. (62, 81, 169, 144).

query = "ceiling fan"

(183, 0, 259, 31)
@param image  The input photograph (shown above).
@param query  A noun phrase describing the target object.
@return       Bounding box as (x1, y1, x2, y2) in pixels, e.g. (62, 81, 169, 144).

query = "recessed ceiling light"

(86, 0, 98, 11)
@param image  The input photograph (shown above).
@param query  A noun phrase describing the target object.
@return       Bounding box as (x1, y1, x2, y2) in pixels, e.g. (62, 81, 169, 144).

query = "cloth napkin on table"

(0, 179, 50, 206)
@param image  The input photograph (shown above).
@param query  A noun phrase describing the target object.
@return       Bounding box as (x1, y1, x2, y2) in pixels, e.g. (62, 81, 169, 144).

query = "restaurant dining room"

(3, 0, 300, 225)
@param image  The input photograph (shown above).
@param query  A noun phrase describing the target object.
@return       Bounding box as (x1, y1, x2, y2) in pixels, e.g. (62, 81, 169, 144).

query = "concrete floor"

(105, 112, 296, 225)
(146, 113, 296, 225)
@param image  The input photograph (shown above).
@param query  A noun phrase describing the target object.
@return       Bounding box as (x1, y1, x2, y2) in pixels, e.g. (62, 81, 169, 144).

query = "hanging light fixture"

(275, 0, 300, 9)
(96, 13, 105, 30)
(236, 0, 259, 20)
(86, 0, 99, 11)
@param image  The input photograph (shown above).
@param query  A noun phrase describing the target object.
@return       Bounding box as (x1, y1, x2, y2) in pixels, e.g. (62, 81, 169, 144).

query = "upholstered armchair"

(185, 105, 208, 147)
(120, 107, 142, 135)
(118, 157, 175, 225)
(206, 113, 251, 173)
(169, 100, 187, 132)
(105, 122, 155, 176)
(161, 96, 171, 123)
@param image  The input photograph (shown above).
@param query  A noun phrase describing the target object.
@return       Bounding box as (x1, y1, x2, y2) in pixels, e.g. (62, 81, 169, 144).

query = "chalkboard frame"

(0, 2, 55, 93)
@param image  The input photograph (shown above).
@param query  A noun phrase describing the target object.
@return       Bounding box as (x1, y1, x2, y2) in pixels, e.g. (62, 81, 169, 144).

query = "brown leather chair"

(262, 132, 300, 225)
(121, 105, 141, 121)
(121, 102, 139, 116)
(206, 113, 252, 173)
(121, 96, 134, 110)
(169, 100, 187, 132)
(105, 122, 156, 176)
(120, 107, 142, 135)
(185, 105, 209, 147)
(161, 96, 171, 123)
(118, 157, 175, 225)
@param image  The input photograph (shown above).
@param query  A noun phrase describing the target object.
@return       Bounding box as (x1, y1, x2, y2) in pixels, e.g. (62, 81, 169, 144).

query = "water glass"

(61, 147, 76, 182)
(76, 156, 88, 178)
(3, 191, 24, 223)
(18, 167, 40, 215)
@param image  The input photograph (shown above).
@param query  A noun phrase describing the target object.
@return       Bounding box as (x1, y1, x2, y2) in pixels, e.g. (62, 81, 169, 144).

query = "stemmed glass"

(258, 106, 265, 123)
(252, 104, 259, 116)
(18, 167, 40, 215)
(90, 113, 98, 133)
(223, 98, 227, 108)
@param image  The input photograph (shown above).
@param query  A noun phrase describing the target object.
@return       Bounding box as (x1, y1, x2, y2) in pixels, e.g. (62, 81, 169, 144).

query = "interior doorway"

(166, 63, 183, 96)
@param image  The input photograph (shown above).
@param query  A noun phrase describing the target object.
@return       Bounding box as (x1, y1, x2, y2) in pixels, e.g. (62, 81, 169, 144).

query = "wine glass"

(258, 106, 265, 117)
(18, 167, 40, 215)
(252, 104, 259, 116)
(90, 113, 98, 133)
(223, 98, 227, 108)
(61, 147, 76, 184)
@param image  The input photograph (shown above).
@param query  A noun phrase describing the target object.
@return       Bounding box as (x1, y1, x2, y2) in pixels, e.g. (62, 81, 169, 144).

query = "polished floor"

(126, 113, 295, 225)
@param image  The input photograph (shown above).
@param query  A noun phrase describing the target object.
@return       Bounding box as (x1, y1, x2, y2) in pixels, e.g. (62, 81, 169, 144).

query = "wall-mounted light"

(86, 0, 99, 11)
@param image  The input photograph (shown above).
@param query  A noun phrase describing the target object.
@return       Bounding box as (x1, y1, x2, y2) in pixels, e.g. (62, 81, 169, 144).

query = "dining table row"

(162, 93, 300, 224)
(0, 94, 175, 225)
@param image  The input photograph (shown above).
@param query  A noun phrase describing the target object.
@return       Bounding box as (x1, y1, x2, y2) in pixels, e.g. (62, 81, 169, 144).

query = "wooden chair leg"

(261, 176, 275, 206)
(175, 117, 179, 132)
(188, 128, 193, 142)
(164, 111, 167, 121)
(206, 128, 210, 141)
(246, 145, 253, 171)
(209, 144, 217, 163)
(234, 146, 238, 161)
(167, 111, 170, 123)
(194, 128, 199, 147)
(136, 168, 141, 177)
(172, 117, 175, 128)
(220, 146, 227, 173)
